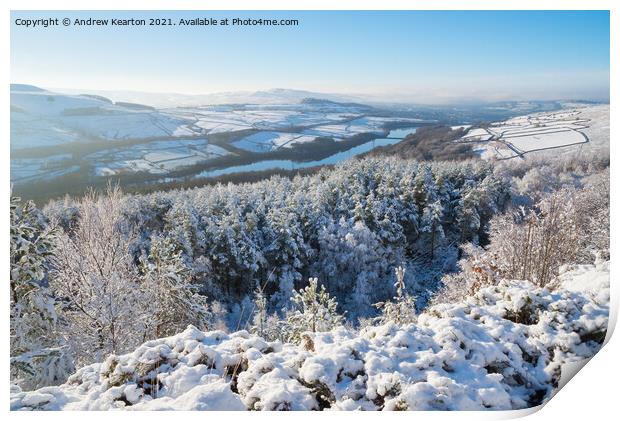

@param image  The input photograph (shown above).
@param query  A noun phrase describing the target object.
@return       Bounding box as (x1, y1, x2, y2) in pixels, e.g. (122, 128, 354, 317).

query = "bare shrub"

(489, 180, 608, 287)
(434, 173, 609, 304)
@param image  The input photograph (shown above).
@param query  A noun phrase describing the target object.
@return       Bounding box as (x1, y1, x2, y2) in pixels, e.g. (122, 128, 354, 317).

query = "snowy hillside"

(11, 85, 195, 148)
(51, 87, 366, 108)
(456, 104, 609, 161)
(10, 263, 609, 411)
(11, 84, 434, 189)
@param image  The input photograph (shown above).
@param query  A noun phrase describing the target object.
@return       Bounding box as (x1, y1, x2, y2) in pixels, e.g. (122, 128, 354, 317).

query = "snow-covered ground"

(11, 87, 196, 148)
(11, 263, 609, 411)
(457, 104, 607, 161)
(302, 117, 424, 140)
(231, 132, 319, 152)
(161, 104, 364, 135)
(10, 154, 76, 183)
(94, 144, 231, 176)
(11, 85, 435, 183)
(11, 85, 429, 151)
(460, 128, 494, 141)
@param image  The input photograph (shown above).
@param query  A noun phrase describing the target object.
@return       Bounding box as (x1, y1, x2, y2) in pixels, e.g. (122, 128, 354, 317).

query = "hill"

(10, 262, 609, 410)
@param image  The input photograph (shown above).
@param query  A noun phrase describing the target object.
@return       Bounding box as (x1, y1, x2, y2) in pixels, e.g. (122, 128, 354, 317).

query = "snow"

(507, 130, 586, 154)
(301, 117, 409, 139)
(10, 89, 197, 148)
(131, 380, 246, 410)
(559, 261, 609, 306)
(92, 142, 231, 176)
(231, 131, 319, 152)
(163, 103, 365, 136)
(461, 128, 492, 141)
(11, 86, 434, 184)
(11, 263, 609, 411)
(458, 105, 608, 161)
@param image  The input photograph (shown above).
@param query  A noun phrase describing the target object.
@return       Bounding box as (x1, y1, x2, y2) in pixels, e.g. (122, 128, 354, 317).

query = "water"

(387, 127, 418, 139)
(197, 127, 418, 179)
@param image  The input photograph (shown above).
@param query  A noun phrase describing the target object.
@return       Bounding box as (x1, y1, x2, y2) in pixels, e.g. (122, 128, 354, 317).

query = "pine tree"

(314, 217, 388, 312)
(263, 207, 307, 307)
(420, 167, 445, 260)
(140, 235, 210, 338)
(10, 197, 73, 390)
(250, 287, 268, 338)
(374, 266, 417, 326)
(286, 278, 344, 343)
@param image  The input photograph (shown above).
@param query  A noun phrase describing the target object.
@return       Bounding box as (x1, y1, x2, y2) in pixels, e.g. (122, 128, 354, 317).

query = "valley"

(11, 84, 591, 203)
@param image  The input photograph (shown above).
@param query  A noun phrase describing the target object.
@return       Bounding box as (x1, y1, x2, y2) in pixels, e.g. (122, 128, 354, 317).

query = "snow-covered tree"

(205, 208, 264, 298)
(250, 287, 268, 338)
(286, 278, 344, 343)
(140, 235, 210, 338)
(314, 217, 388, 311)
(49, 186, 147, 366)
(263, 207, 308, 307)
(430, 243, 501, 305)
(39, 157, 513, 325)
(418, 167, 446, 260)
(10, 197, 73, 390)
(374, 266, 417, 325)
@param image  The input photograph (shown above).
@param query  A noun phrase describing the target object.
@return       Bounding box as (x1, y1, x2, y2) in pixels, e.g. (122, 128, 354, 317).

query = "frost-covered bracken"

(10, 262, 609, 411)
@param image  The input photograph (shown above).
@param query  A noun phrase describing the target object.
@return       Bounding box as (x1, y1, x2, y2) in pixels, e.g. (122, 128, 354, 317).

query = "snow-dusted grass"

(231, 132, 318, 152)
(460, 128, 493, 141)
(94, 143, 231, 176)
(164, 105, 360, 135)
(451, 125, 472, 131)
(10, 90, 197, 147)
(459, 105, 607, 161)
(579, 105, 610, 152)
(11, 263, 609, 411)
(507, 130, 586, 154)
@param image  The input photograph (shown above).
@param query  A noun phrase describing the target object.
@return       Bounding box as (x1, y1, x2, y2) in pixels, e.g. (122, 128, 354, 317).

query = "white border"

(2, 1, 616, 420)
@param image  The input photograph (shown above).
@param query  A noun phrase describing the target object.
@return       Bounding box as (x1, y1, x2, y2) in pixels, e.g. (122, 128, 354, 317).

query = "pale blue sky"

(11, 10, 610, 103)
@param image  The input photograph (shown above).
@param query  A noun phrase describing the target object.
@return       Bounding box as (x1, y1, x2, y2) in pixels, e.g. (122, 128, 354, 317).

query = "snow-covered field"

(460, 128, 494, 141)
(11, 87, 196, 148)
(507, 130, 585, 155)
(160, 103, 372, 136)
(10, 154, 76, 182)
(94, 144, 231, 176)
(11, 263, 609, 411)
(231, 132, 319, 152)
(11, 86, 429, 151)
(457, 104, 607, 160)
(302, 117, 424, 140)
(11, 85, 435, 183)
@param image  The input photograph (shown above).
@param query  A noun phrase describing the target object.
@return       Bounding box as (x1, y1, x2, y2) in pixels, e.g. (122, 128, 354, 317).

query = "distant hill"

(10, 84, 46, 92)
(301, 97, 374, 111)
(10, 84, 190, 149)
(45, 87, 366, 108)
(115, 101, 156, 111)
(366, 125, 475, 161)
(79, 94, 114, 104)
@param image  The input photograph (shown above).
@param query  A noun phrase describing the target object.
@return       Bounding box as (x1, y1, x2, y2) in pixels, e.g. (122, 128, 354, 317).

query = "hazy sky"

(11, 10, 610, 103)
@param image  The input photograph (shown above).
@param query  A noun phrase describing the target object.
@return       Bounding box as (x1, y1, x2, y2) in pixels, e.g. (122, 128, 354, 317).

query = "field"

(10, 86, 434, 187)
(457, 107, 598, 160)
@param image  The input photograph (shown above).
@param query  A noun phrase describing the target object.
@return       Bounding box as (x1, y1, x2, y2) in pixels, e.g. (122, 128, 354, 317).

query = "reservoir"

(197, 126, 418, 179)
